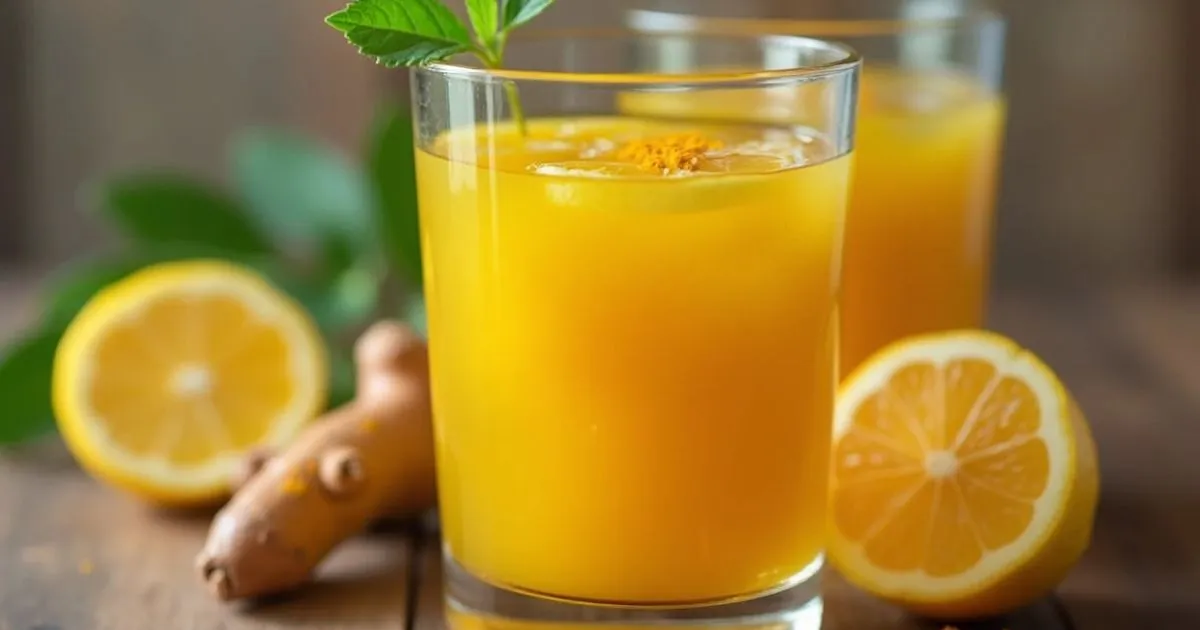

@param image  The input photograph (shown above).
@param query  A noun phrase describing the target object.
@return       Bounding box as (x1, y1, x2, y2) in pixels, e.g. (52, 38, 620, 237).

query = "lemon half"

(829, 330, 1099, 618)
(53, 260, 327, 505)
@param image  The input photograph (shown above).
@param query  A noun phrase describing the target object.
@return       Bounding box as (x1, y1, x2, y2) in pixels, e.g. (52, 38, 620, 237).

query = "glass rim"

(421, 27, 861, 87)
(625, 7, 1006, 38)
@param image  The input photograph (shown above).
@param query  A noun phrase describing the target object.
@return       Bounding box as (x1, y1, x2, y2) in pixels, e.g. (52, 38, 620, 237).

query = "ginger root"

(195, 321, 437, 601)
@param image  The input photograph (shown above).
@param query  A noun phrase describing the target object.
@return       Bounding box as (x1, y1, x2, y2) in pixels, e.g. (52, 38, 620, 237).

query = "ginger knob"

(196, 321, 438, 601)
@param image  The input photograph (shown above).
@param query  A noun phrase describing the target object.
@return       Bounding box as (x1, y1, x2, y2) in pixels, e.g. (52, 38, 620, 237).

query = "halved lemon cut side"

(53, 260, 327, 506)
(829, 330, 1099, 618)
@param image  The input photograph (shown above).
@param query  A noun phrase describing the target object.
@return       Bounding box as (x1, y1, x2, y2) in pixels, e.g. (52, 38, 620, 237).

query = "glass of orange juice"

(627, 0, 1007, 377)
(412, 27, 859, 629)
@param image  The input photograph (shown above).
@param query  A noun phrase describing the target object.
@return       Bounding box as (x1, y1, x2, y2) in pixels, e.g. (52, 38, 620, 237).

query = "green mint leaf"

(232, 129, 374, 266)
(344, 27, 469, 67)
(327, 0, 473, 67)
(367, 107, 424, 288)
(466, 0, 500, 48)
(503, 0, 555, 32)
(0, 330, 61, 445)
(97, 175, 273, 256)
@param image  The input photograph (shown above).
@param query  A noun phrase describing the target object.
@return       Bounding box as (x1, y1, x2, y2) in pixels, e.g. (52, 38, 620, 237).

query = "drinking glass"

(411, 26, 859, 629)
(627, 0, 1007, 378)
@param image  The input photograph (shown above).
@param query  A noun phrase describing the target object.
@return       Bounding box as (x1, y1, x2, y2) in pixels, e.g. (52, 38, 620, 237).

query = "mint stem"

(480, 39, 528, 137)
(502, 81, 528, 136)
(325, 0, 555, 137)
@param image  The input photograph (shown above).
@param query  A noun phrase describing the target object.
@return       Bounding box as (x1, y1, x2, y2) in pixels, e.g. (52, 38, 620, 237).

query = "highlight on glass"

(411, 26, 859, 628)
(628, 0, 1008, 378)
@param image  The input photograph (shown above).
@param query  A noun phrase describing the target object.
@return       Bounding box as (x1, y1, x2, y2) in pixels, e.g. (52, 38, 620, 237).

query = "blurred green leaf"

(368, 107, 424, 287)
(404, 292, 428, 339)
(41, 259, 149, 331)
(0, 330, 61, 444)
(263, 263, 378, 339)
(98, 175, 273, 255)
(332, 266, 381, 325)
(41, 246, 272, 331)
(233, 130, 373, 254)
(328, 349, 357, 409)
(40, 252, 369, 422)
(289, 266, 378, 411)
(4, 123, 404, 447)
(284, 268, 379, 412)
(42, 247, 369, 348)
(321, 234, 359, 280)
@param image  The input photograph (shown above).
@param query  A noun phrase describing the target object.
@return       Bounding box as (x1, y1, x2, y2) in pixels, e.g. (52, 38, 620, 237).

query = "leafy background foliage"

(2, 0, 563, 445)
(0, 105, 425, 445)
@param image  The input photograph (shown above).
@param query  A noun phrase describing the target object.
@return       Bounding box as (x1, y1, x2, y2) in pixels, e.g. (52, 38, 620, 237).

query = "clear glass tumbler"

(627, 0, 1007, 379)
(411, 27, 859, 629)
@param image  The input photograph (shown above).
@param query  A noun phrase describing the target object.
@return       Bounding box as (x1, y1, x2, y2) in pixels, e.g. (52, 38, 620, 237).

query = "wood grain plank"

(410, 534, 1070, 630)
(1105, 286, 1200, 417)
(0, 440, 417, 630)
(0, 269, 416, 630)
(0, 273, 421, 630)
(13, 276, 1200, 629)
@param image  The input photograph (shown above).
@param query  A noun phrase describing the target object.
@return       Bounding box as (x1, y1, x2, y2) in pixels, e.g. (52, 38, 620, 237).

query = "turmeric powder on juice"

(616, 133, 723, 174)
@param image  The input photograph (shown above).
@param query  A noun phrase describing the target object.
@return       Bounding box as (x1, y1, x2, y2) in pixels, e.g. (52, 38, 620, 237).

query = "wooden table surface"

(4, 280, 1200, 630)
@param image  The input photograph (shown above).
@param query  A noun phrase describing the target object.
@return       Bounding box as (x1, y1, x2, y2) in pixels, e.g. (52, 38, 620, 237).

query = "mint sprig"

(326, 0, 472, 66)
(466, 0, 500, 52)
(326, 0, 558, 134)
(503, 0, 553, 31)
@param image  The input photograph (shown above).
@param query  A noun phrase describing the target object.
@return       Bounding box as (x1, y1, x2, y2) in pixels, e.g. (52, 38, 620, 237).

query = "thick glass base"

(444, 554, 825, 630)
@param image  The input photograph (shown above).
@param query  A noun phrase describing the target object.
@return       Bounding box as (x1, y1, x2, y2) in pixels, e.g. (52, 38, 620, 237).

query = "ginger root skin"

(196, 321, 437, 601)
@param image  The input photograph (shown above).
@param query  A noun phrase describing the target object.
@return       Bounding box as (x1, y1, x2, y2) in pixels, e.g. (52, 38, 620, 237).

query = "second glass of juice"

(627, 0, 1007, 377)
(412, 29, 859, 628)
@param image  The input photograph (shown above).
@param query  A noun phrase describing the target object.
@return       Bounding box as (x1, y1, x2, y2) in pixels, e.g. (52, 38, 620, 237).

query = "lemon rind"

(830, 330, 1079, 602)
(52, 260, 328, 504)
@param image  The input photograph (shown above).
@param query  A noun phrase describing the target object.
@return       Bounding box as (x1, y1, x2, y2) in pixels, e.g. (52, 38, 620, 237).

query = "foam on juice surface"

(433, 117, 837, 179)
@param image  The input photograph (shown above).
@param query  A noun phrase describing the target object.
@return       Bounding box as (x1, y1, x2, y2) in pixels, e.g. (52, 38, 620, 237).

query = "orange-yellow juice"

(417, 118, 850, 604)
(621, 70, 1006, 377)
(843, 71, 1004, 375)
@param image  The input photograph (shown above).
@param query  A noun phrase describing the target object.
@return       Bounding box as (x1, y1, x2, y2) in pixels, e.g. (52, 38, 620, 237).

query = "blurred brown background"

(0, 0, 1195, 288)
